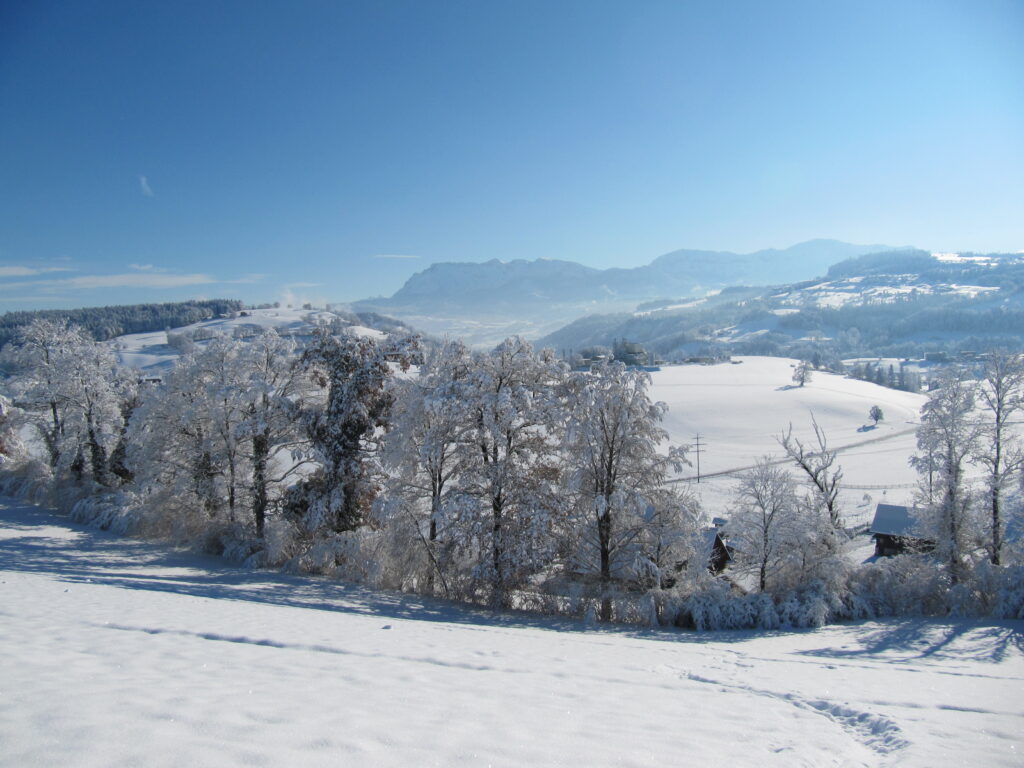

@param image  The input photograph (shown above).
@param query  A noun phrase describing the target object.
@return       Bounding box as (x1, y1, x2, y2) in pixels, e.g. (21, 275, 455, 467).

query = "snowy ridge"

(111, 306, 388, 373)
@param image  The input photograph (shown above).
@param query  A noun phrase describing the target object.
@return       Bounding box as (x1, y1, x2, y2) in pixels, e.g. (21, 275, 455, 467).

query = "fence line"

(669, 426, 918, 484)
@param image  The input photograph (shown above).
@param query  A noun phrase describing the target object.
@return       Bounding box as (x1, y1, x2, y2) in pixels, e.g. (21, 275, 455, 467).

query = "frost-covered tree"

(0, 319, 90, 468)
(911, 369, 984, 581)
(0, 394, 23, 464)
(561, 360, 687, 619)
(2, 319, 131, 485)
(191, 336, 250, 518)
(725, 458, 799, 592)
(61, 338, 133, 486)
(778, 418, 843, 532)
(448, 337, 566, 608)
(286, 328, 418, 534)
(378, 340, 472, 594)
(974, 351, 1024, 565)
(128, 346, 226, 522)
(236, 330, 311, 539)
(128, 333, 310, 536)
(108, 390, 142, 486)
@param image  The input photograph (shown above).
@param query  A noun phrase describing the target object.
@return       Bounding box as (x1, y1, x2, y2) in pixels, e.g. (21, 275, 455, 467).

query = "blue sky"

(1, 0, 1021, 311)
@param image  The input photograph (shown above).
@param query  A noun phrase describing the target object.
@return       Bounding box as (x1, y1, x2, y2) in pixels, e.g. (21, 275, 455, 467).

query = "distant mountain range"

(353, 239, 905, 345)
(537, 249, 1024, 360)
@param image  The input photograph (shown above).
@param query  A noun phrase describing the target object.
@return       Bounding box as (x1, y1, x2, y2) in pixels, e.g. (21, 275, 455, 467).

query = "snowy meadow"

(1, 497, 1022, 767)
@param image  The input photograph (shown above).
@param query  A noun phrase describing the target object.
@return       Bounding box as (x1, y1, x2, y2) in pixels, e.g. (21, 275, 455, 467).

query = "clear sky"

(1, 0, 1021, 311)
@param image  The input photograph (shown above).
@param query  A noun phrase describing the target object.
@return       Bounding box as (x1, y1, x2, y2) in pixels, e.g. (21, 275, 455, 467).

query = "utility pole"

(692, 433, 705, 483)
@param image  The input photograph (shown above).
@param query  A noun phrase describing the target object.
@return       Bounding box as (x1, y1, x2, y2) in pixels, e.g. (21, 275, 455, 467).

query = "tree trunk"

(252, 432, 269, 539)
(992, 489, 1002, 566)
(47, 399, 62, 467)
(991, 426, 1003, 566)
(599, 500, 612, 622)
(87, 415, 108, 487)
(227, 452, 237, 522)
(492, 494, 506, 609)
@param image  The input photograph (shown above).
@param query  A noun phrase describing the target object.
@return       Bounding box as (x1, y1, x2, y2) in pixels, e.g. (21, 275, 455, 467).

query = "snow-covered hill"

(649, 357, 927, 525)
(110, 307, 389, 374)
(540, 250, 1024, 357)
(2, 497, 1021, 767)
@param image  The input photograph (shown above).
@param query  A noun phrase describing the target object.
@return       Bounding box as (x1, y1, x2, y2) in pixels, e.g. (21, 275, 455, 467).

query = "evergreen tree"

(286, 328, 418, 533)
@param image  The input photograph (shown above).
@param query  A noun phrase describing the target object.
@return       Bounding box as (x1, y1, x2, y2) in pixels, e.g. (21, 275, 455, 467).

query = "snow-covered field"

(650, 358, 926, 524)
(1, 497, 1022, 767)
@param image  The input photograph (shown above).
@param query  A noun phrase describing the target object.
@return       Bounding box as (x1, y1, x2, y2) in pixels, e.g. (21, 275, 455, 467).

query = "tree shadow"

(857, 424, 877, 433)
(6, 500, 1021, 660)
(794, 619, 1024, 665)
(0, 499, 724, 644)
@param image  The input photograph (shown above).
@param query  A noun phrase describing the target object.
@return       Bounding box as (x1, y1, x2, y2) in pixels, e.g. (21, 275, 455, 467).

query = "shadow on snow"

(2, 496, 1022, 660)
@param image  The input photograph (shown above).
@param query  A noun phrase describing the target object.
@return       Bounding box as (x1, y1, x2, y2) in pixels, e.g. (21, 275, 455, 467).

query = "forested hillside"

(0, 299, 243, 348)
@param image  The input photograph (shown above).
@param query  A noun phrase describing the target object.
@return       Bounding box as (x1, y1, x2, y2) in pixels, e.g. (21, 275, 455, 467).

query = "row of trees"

(0, 299, 243, 348)
(0, 321, 706, 614)
(1, 319, 1022, 626)
(912, 355, 1024, 575)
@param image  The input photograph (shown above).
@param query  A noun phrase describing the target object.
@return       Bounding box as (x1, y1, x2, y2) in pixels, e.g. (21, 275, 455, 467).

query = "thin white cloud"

(139, 175, 154, 197)
(128, 263, 155, 271)
(0, 273, 216, 291)
(285, 282, 322, 289)
(373, 253, 420, 259)
(0, 266, 74, 277)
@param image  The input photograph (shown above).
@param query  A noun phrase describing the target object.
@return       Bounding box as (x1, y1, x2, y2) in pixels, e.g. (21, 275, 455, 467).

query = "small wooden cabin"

(870, 503, 934, 556)
(704, 529, 732, 574)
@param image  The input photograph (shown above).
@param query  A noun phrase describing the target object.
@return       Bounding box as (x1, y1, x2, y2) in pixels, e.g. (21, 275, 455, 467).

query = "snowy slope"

(111, 307, 387, 373)
(649, 358, 927, 524)
(2, 497, 1022, 767)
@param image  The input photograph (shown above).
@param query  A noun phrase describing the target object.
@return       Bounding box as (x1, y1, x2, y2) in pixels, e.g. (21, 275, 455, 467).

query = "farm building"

(702, 528, 732, 574)
(870, 503, 934, 556)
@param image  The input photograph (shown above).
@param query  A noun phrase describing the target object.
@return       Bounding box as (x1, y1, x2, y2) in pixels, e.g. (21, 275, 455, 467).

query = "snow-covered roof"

(870, 503, 922, 537)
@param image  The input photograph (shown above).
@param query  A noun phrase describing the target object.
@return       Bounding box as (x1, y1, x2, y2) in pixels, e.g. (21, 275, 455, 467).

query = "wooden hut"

(870, 503, 934, 556)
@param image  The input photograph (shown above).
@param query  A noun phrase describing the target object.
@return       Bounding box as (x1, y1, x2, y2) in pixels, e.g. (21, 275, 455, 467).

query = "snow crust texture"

(2, 497, 1022, 768)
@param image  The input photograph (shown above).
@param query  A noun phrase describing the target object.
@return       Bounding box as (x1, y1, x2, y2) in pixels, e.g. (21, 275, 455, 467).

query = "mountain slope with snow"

(355, 240, 902, 346)
(540, 250, 1024, 357)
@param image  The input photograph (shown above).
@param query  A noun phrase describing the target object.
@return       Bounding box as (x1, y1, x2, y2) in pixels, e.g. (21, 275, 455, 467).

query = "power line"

(692, 433, 705, 483)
